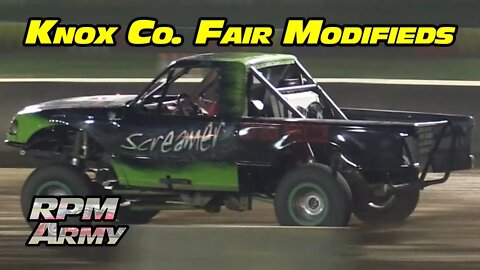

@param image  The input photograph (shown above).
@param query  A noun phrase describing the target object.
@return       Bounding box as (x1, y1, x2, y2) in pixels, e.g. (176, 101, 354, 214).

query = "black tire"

(274, 164, 352, 226)
(117, 208, 159, 224)
(21, 163, 94, 228)
(353, 188, 420, 226)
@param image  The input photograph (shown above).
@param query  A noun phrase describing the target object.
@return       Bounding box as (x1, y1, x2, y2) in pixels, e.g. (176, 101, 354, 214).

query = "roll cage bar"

(249, 60, 348, 120)
(130, 59, 347, 121)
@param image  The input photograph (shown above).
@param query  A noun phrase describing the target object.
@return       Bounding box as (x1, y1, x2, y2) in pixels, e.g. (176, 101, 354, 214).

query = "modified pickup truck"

(6, 53, 474, 226)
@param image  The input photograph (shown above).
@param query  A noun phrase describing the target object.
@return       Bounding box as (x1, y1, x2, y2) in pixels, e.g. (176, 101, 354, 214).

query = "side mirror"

(250, 100, 265, 111)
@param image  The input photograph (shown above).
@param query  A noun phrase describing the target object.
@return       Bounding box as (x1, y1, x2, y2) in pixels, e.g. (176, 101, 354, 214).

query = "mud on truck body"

(6, 53, 474, 226)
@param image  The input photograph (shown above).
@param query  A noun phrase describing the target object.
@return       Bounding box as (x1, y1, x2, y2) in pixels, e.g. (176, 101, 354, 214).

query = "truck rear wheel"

(353, 189, 420, 226)
(21, 163, 94, 228)
(274, 164, 352, 226)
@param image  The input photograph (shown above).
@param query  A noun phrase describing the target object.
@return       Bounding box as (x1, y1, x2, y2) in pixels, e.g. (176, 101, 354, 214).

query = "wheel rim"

(35, 180, 73, 196)
(287, 182, 329, 226)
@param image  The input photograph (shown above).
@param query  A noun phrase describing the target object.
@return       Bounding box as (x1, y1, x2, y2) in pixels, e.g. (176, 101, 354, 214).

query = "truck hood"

(18, 95, 137, 114)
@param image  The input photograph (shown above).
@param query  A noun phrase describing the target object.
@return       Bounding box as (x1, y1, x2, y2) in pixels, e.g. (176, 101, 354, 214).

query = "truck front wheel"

(274, 164, 352, 226)
(21, 163, 94, 228)
(353, 189, 420, 226)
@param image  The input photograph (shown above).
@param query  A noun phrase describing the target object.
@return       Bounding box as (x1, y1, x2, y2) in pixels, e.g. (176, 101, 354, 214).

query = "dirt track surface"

(0, 169, 479, 270)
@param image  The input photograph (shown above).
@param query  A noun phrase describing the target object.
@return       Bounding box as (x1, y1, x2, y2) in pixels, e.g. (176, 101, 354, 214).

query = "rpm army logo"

(26, 197, 128, 246)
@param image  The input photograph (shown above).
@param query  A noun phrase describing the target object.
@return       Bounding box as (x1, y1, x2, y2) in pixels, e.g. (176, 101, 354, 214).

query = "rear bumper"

(420, 154, 474, 189)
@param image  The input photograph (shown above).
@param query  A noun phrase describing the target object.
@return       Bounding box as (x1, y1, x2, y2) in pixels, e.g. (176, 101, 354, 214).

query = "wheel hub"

(287, 182, 331, 226)
(302, 194, 324, 216)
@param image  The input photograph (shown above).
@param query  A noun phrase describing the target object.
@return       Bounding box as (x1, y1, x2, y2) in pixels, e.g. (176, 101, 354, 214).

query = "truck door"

(111, 65, 240, 191)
